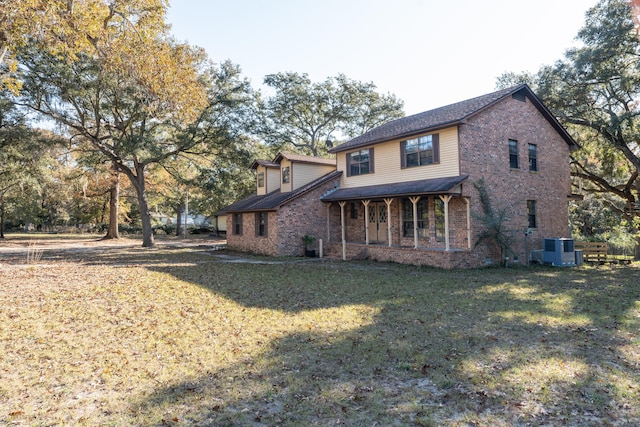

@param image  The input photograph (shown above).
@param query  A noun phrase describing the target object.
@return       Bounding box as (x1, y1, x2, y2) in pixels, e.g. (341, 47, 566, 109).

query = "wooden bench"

(574, 241, 632, 265)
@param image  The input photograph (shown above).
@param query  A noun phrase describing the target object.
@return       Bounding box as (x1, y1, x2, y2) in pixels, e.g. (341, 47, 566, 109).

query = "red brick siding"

(276, 180, 338, 256)
(226, 180, 338, 257)
(459, 95, 572, 263)
(225, 211, 279, 256)
(325, 242, 484, 269)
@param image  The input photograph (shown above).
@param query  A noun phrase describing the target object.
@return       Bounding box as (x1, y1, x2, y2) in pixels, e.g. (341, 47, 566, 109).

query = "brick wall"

(458, 94, 572, 264)
(226, 180, 338, 257)
(276, 180, 337, 256)
(225, 211, 279, 256)
(325, 242, 484, 269)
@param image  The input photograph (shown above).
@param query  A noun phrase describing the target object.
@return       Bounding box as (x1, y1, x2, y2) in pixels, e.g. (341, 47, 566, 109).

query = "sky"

(166, 0, 598, 116)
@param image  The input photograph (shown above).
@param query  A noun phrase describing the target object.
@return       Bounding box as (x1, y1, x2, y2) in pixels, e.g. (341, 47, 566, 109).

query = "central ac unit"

(543, 238, 575, 266)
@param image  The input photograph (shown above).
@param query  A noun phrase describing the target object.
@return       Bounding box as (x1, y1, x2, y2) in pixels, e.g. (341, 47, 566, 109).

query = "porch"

(320, 175, 480, 268)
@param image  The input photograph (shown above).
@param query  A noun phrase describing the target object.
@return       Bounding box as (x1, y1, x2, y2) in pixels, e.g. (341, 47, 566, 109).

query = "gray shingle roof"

(274, 152, 336, 166)
(330, 84, 577, 153)
(321, 175, 469, 202)
(219, 170, 342, 213)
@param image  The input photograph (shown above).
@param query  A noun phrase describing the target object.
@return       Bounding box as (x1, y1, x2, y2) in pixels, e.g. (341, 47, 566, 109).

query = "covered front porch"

(320, 175, 481, 268)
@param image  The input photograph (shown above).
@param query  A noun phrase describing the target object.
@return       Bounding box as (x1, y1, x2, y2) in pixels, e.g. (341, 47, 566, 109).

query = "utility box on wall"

(543, 238, 576, 267)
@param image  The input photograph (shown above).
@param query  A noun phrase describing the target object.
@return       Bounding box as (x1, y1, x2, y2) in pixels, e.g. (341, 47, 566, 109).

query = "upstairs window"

(528, 143, 538, 172)
(255, 212, 267, 236)
(527, 200, 537, 229)
(401, 134, 440, 168)
(347, 148, 374, 176)
(282, 166, 290, 184)
(257, 172, 265, 188)
(509, 139, 519, 169)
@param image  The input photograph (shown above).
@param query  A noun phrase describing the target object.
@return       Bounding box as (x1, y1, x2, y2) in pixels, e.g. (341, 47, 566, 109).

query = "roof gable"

(330, 85, 578, 153)
(250, 159, 279, 170)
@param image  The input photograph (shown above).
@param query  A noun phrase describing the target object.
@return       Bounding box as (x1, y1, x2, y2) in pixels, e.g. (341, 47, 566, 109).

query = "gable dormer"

(250, 159, 281, 195)
(273, 152, 337, 193)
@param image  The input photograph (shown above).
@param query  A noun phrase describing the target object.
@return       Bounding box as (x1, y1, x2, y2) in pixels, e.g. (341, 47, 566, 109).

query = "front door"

(367, 202, 388, 243)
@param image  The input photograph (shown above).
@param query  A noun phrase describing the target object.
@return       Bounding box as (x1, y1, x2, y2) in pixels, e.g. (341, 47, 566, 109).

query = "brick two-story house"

(220, 84, 577, 268)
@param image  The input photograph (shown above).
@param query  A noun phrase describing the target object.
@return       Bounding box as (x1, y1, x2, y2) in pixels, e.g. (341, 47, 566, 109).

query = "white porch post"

(465, 197, 471, 249)
(384, 198, 393, 247)
(339, 201, 347, 260)
(362, 200, 371, 245)
(440, 195, 452, 251)
(409, 196, 421, 249)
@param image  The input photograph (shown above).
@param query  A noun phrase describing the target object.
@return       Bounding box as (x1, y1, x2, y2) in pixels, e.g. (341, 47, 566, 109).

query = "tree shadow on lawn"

(135, 261, 640, 425)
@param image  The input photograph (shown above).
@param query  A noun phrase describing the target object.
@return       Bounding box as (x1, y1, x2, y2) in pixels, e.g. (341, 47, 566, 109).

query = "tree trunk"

(133, 164, 155, 248)
(104, 165, 120, 239)
(0, 202, 5, 239)
(176, 206, 183, 237)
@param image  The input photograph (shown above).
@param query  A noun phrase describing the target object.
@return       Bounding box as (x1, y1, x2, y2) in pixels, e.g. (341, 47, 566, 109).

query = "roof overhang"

(321, 175, 469, 202)
(250, 159, 280, 170)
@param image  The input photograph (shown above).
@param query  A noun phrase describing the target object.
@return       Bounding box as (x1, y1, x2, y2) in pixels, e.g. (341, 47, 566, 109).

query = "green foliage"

(255, 72, 404, 156)
(301, 234, 316, 249)
(0, 92, 71, 236)
(472, 178, 516, 266)
(499, 0, 640, 258)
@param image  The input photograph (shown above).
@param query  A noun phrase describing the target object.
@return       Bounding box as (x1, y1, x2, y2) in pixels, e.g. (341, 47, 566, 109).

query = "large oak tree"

(499, 0, 640, 257)
(255, 72, 405, 157)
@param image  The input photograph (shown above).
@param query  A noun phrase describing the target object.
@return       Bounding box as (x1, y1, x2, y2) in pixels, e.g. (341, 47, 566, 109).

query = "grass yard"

(1, 237, 639, 426)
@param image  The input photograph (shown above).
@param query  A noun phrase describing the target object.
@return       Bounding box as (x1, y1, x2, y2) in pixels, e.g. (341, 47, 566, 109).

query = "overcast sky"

(167, 0, 597, 115)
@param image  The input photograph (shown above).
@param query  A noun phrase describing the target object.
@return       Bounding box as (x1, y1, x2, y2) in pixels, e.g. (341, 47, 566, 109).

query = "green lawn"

(1, 242, 639, 426)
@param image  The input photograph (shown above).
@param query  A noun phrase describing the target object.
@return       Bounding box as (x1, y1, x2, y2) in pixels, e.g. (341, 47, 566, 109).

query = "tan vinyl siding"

(266, 167, 280, 193)
(337, 126, 460, 188)
(292, 163, 336, 190)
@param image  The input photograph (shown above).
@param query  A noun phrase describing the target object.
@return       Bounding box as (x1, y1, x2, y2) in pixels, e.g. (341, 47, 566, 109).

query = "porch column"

(440, 195, 452, 251)
(464, 197, 471, 249)
(409, 196, 421, 249)
(362, 200, 371, 245)
(384, 198, 393, 247)
(339, 201, 347, 260)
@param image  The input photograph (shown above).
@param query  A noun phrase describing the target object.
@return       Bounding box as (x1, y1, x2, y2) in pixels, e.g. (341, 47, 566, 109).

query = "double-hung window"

(233, 213, 243, 235)
(255, 212, 267, 236)
(509, 139, 519, 169)
(527, 200, 537, 229)
(528, 144, 538, 172)
(401, 134, 440, 168)
(350, 202, 359, 219)
(347, 148, 374, 176)
(282, 166, 290, 184)
(402, 198, 429, 238)
(257, 172, 265, 188)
